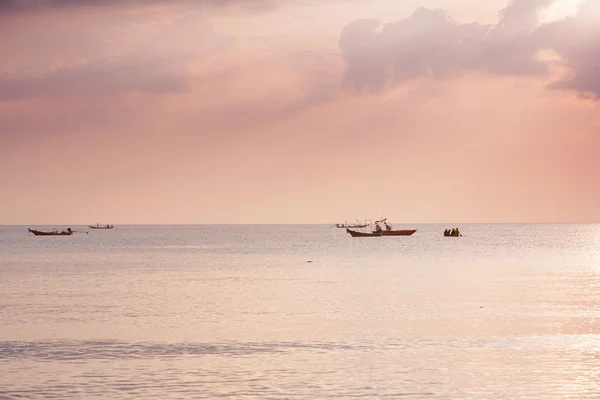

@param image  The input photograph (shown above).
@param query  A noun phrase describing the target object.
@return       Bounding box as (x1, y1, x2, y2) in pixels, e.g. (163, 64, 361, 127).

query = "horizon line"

(3, 222, 600, 226)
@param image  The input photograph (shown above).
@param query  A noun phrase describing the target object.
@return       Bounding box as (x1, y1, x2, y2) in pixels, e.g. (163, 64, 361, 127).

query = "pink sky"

(1, 0, 599, 224)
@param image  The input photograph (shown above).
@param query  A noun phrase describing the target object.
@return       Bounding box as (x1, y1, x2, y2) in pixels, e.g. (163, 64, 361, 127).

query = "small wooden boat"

(382, 229, 417, 236)
(346, 228, 383, 237)
(374, 218, 416, 236)
(336, 220, 368, 228)
(444, 229, 462, 237)
(337, 223, 368, 228)
(89, 224, 114, 229)
(28, 228, 73, 236)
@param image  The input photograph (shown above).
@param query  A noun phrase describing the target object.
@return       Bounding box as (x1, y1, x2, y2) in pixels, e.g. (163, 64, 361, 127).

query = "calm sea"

(1, 224, 599, 399)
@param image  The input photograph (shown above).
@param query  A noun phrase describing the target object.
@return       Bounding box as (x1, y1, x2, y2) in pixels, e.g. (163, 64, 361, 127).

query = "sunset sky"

(1, 0, 599, 224)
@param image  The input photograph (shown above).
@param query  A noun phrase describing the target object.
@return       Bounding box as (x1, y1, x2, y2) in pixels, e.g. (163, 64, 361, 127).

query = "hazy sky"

(1, 0, 599, 224)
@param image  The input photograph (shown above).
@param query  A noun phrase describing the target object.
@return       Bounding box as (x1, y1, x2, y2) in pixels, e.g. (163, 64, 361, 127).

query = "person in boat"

(385, 222, 392, 231)
(444, 229, 449, 236)
(455, 228, 461, 236)
(374, 223, 382, 232)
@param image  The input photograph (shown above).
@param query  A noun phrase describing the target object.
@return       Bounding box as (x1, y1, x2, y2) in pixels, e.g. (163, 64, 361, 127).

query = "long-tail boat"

(336, 220, 368, 229)
(346, 228, 383, 237)
(374, 217, 416, 236)
(89, 224, 114, 229)
(28, 228, 73, 236)
(444, 229, 462, 237)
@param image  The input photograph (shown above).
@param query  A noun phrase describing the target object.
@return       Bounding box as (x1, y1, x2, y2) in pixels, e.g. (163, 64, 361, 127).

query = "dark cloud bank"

(0, 0, 124, 12)
(339, 0, 600, 99)
(0, 56, 190, 102)
(0, 0, 280, 13)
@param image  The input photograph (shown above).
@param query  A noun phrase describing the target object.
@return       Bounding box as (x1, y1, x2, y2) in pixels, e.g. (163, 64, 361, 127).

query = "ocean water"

(1, 223, 600, 399)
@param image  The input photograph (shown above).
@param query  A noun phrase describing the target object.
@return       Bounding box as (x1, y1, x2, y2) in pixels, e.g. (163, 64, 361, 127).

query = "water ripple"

(2, 335, 600, 362)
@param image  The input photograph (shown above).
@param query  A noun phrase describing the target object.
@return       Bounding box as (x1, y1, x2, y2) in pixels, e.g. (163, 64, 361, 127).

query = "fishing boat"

(346, 228, 383, 237)
(444, 230, 462, 237)
(89, 224, 114, 229)
(382, 229, 417, 236)
(374, 218, 417, 236)
(336, 220, 368, 229)
(28, 228, 73, 236)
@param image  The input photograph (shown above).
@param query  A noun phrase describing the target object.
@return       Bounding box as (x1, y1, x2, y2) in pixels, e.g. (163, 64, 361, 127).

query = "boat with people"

(28, 228, 74, 236)
(374, 218, 417, 236)
(89, 223, 114, 229)
(343, 217, 417, 237)
(346, 228, 383, 237)
(444, 228, 462, 237)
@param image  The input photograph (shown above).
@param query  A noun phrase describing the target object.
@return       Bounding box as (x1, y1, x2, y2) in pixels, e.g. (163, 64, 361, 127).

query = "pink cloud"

(0, 6, 235, 101)
(539, 1, 600, 99)
(0, 0, 316, 15)
(339, 0, 600, 99)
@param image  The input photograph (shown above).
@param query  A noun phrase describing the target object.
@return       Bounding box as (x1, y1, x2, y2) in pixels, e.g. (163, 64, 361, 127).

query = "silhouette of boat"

(28, 228, 73, 236)
(89, 224, 114, 229)
(373, 218, 416, 236)
(336, 220, 369, 228)
(346, 228, 383, 237)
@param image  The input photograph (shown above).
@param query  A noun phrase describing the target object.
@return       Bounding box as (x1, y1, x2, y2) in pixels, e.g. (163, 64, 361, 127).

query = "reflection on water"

(1, 337, 600, 399)
(1, 224, 600, 399)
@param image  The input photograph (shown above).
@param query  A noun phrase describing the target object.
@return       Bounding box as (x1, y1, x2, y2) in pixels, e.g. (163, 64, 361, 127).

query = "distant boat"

(28, 228, 73, 236)
(337, 223, 368, 228)
(336, 220, 368, 228)
(346, 228, 383, 237)
(89, 224, 114, 229)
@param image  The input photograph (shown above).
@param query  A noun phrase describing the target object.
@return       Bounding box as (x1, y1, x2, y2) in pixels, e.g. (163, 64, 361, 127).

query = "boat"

(346, 228, 383, 237)
(28, 228, 73, 236)
(336, 220, 368, 229)
(89, 224, 114, 229)
(444, 229, 462, 237)
(374, 218, 416, 236)
(336, 223, 368, 228)
(382, 229, 417, 236)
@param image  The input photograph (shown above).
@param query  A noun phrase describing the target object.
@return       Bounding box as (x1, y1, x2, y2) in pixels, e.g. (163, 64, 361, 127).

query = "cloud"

(497, 0, 554, 31)
(339, 0, 600, 99)
(0, 0, 125, 13)
(0, 55, 191, 102)
(538, 1, 600, 99)
(0, 0, 288, 14)
(339, 5, 546, 91)
(0, 7, 233, 101)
